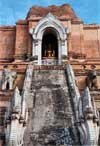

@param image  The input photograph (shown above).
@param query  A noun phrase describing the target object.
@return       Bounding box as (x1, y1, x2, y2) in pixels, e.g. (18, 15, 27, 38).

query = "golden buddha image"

(44, 44, 55, 58)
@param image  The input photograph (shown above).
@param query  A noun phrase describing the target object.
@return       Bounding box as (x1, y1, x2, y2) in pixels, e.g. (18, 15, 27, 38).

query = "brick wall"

(0, 26, 15, 62)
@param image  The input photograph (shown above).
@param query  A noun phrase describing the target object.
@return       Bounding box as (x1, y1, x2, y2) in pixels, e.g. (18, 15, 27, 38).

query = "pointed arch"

(30, 13, 68, 65)
(32, 13, 67, 40)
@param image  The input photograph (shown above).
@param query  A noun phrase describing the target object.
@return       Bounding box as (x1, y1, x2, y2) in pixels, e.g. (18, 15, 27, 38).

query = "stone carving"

(2, 67, 16, 90)
(5, 64, 33, 146)
(66, 64, 100, 146)
(12, 87, 22, 112)
(86, 69, 98, 90)
(65, 64, 80, 122)
(80, 87, 100, 145)
(5, 87, 28, 146)
(23, 63, 33, 108)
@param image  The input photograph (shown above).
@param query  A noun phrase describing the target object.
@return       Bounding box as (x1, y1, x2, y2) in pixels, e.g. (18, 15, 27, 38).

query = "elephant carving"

(86, 70, 98, 90)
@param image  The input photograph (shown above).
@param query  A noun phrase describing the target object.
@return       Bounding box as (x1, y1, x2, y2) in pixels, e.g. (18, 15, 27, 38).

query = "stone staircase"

(24, 69, 74, 146)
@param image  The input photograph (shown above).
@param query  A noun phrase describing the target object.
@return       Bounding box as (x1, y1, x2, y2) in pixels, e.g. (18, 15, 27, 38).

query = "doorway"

(42, 29, 58, 60)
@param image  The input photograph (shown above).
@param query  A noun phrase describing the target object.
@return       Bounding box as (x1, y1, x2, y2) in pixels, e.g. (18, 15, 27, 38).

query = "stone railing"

(42, 58, 58, 65)
(33, 58, 59, 65)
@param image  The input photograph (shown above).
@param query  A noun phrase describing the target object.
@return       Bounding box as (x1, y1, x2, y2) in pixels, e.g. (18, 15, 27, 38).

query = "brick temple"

(0, 4, 100, 146)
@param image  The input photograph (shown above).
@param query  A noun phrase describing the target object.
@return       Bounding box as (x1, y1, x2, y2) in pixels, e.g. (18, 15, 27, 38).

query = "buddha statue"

(44, 44, 55, 58)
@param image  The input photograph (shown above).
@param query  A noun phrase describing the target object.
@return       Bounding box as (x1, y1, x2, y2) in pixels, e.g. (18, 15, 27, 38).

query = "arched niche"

(30, 13, 68, 65)
(42, 28, 59, 64)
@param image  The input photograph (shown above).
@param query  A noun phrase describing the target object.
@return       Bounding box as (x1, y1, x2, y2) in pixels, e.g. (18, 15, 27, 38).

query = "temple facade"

(0, 4, 100, 146)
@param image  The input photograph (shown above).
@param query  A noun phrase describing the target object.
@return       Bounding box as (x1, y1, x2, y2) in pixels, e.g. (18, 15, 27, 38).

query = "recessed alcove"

(42, 28, 58, 64)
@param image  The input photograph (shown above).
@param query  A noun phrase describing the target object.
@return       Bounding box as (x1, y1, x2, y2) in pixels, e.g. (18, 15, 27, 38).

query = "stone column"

(61, 40, 67, 56)
(58, 39, 67, 64)
(38, 40, 42, 65)
(58, 39, 61, 64)
(32, 40, 38, 57)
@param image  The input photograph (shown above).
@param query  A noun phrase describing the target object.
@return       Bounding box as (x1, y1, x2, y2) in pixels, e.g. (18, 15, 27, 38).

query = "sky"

(0, 0, 100, 25)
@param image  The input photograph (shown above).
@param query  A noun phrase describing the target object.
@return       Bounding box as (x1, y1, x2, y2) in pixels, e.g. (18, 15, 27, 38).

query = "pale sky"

(0, 0, 100, 25)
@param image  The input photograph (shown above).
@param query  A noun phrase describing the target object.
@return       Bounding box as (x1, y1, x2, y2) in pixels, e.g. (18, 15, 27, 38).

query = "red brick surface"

(0, 5, 99, 62)
(15, 21, 28, 60)
(0, 7, 100, 146)
(26, 4, 78, 19)
(0, 26, 15, 62)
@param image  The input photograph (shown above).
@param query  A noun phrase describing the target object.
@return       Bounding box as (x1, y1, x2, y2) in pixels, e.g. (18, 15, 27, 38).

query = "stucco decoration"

(30, 13, 68, 65)
(2, 68, 16, 90)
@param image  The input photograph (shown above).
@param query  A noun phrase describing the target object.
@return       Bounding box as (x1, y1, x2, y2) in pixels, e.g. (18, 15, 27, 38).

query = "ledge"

(83, 24, 100, 29)
(16, 20, 28, 25)
(0, 26, 16, 31)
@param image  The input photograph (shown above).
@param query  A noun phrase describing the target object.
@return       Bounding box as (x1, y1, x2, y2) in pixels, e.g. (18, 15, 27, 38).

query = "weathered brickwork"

(0, 26, 15, 62)
(0, 3, 100, 146)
